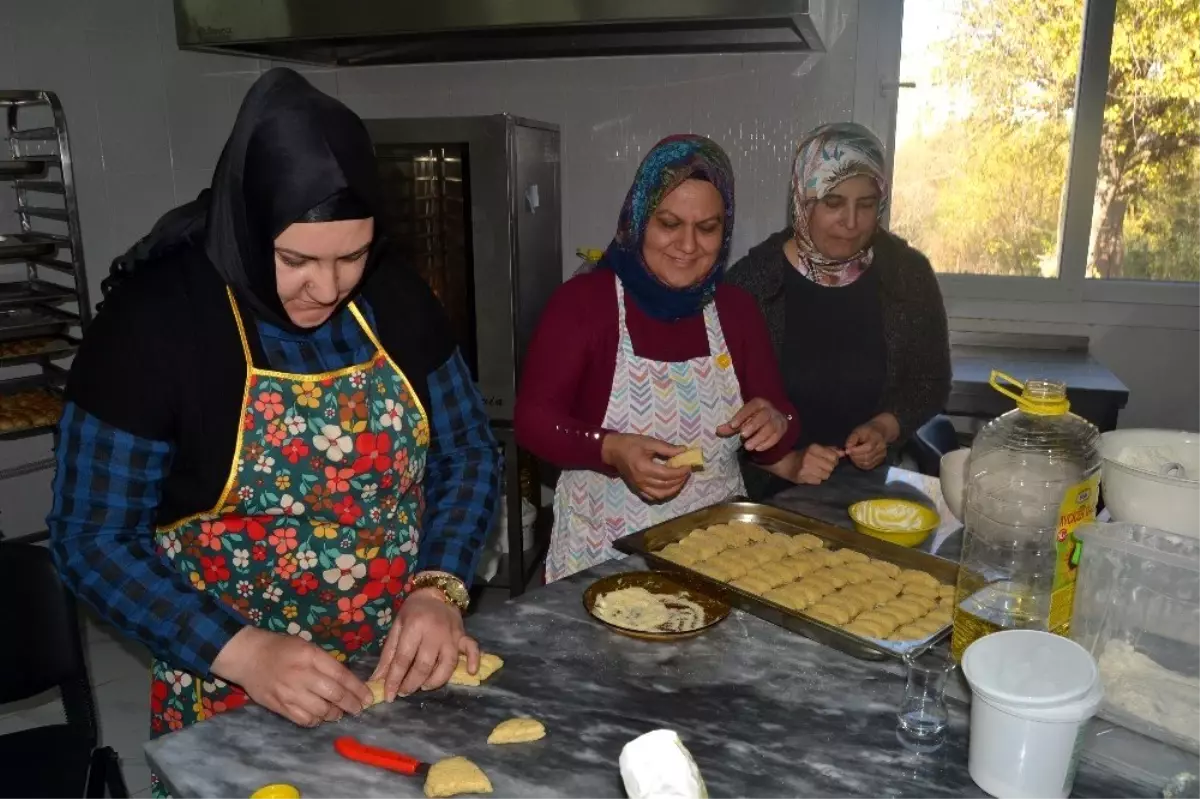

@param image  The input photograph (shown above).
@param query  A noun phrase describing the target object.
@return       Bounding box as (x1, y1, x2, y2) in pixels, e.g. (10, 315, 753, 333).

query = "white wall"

(0, 0, 862, 534)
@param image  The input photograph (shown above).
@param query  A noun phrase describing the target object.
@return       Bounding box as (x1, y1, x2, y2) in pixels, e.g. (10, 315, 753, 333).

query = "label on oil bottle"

(1048, 474, 1100, 635)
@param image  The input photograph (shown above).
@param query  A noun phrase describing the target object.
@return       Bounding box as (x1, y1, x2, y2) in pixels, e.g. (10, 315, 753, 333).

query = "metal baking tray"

(0, 374, 65, 441)
(0, 279, 77, 310)
(614, 502, 959, 661)
(0, 334, 79, 368)
(0, 160, 49, 179)
(0, 233, 58, 262)
(0, 307, 75, 342)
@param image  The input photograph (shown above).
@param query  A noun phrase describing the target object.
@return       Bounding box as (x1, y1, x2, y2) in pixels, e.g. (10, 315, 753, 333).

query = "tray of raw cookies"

(613, 502, 957, 661)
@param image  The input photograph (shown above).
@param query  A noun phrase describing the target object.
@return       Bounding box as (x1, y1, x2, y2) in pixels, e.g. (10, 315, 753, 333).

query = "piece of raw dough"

(666, 448, 704, 469)
(488, 717, 546, 745)
(449, 653, 504, 687)
(902, 582, 940, 600)
(365, 678, 387, 706)
(424, 756, 493, 798)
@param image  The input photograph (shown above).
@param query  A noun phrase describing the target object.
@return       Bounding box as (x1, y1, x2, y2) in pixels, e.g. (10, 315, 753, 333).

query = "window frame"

(859, 0, 1200, 307)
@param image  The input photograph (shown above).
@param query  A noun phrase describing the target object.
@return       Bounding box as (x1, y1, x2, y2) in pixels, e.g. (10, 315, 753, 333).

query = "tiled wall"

(0, 0, 863, 533)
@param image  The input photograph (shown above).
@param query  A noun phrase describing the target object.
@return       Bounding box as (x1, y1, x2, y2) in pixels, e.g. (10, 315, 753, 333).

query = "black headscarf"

(102, 68, 382, 332)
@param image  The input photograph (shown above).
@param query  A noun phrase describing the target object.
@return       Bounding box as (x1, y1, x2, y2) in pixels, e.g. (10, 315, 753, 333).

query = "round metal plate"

(582, 571, 730, 641)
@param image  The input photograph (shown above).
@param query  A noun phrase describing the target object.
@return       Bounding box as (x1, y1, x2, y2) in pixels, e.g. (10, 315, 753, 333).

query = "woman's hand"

(211, 626, 374, 727)
(717, 398, 788, 452)
(601, 433, 691, 502)
(845, 413, 900, 471)
(796, 444, 844, 484)
(371, 588, 479, 700)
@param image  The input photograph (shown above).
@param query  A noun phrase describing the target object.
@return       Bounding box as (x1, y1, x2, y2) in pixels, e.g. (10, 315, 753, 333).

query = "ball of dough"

(488, 717, 546, 745)
(424, 756, 493, 798)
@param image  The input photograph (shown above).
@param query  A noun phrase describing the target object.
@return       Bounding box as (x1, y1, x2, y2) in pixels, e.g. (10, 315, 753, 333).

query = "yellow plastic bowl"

(848, 498, 940, 548)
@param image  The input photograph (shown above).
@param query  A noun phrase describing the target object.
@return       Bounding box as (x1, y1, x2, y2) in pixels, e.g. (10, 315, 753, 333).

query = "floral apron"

(546, 281, 747, 582)
(148, 289, 428, 793)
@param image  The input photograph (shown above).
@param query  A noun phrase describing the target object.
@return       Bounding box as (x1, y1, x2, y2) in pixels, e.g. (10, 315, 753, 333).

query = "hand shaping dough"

(424, 756, 493, 798)
(488, 717, 546, 745)
(449, 653, 504, 687)
(365, 678, 387, 706)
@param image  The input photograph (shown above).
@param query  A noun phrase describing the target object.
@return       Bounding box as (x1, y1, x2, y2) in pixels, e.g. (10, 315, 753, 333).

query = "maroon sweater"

(515, 269, 800, 473)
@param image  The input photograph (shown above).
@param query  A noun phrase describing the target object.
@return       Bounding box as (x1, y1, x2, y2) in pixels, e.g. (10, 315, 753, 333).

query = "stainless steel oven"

(364, 115, 561, 424)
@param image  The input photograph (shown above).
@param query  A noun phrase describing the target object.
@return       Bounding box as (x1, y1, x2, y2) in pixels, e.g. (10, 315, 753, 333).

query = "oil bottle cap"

(250, 785, 300, 799)
(989, 370, 1070, 416)
(575, 247, 604, 263)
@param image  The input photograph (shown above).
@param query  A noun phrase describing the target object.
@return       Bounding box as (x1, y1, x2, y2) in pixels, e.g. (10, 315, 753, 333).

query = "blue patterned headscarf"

(599, 134, 735, 322)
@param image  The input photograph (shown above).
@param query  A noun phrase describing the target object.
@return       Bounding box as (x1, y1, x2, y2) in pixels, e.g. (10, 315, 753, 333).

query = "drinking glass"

(896, 648, 955, 749)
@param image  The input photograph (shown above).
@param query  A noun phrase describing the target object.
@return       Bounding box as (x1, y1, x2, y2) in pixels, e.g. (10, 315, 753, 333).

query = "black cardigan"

(726, 229, 951, 443)
(65, 247, 456, 526)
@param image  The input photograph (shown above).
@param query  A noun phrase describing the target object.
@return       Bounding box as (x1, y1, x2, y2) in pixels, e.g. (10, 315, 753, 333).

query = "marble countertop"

(146, 540, 1195, 797)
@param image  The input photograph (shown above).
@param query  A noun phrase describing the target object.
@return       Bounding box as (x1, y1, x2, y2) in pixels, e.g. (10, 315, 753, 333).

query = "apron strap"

(702, 297, 728, 358)
(347, 301, 386, 353)
(224, 287, 262, 367)
(614, 279, 636, 359)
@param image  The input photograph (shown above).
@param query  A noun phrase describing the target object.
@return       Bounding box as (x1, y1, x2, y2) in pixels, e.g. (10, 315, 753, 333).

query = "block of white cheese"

(619, 729, 707, 799)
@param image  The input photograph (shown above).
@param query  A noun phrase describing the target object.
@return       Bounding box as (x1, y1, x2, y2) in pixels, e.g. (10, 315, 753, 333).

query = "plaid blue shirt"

(49, 299, 500, 678)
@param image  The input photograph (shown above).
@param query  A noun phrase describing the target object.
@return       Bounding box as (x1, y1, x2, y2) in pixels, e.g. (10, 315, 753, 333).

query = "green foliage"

(893, 0, 1199, 281)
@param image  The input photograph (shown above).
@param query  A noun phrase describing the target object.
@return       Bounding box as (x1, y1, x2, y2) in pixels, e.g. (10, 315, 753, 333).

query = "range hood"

(174, 1, 826, 66)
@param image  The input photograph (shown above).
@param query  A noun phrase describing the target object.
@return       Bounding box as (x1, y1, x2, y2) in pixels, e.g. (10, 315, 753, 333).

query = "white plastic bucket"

(962, 631, 1105, 799)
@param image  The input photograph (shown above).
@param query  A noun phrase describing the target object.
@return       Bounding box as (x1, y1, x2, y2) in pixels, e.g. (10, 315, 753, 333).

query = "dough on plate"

(449, 653, 504, 686)
(488, 717, 546, 745)
(424, 756, 493, 798)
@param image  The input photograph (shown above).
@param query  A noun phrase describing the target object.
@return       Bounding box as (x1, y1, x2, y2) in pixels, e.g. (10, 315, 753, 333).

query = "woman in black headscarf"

(47, 69, 501, 751)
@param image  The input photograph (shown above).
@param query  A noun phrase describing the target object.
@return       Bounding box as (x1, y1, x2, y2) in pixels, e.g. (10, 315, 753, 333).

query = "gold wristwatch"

(412, 571, 470, 613)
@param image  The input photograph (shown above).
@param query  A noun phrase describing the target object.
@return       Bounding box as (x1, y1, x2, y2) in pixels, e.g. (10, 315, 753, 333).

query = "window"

(1086, 0, 1199, 281)
(890, 0, 1199, 288)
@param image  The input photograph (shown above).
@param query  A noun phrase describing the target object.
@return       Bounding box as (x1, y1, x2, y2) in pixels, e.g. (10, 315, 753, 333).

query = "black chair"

(910, 415, 962, 477)
(0, 543, 129, 798)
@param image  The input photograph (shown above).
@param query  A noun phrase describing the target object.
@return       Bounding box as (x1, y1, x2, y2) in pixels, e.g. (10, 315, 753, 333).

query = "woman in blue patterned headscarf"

(516, 134, 803, 582)
(727, 122, 950, 496)
(599, 134, 737, 321)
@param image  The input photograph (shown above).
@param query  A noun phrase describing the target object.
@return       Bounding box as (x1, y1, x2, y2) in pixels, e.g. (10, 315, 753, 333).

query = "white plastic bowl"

(940, 448, 971, 522)
(1099, 429, 1199, 538)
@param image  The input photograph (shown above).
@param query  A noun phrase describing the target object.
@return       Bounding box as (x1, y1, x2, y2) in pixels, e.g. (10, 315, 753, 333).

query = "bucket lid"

(962, 630, 1098, 708)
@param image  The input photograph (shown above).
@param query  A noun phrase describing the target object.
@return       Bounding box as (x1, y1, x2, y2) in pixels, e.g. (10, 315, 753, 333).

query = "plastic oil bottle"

(950, 372, 1101, 661)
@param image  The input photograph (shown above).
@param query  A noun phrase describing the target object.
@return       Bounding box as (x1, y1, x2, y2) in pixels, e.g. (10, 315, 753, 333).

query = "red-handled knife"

(333, 736, 431, 777)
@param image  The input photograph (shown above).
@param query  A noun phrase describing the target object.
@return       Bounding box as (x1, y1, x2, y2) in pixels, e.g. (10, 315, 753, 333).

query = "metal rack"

(0, 90, 90, 543)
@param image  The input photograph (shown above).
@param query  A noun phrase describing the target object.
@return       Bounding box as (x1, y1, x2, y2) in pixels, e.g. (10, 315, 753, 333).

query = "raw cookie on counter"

(488, 718, 546, 745)
(449, 653, 504, 686)
(424, 756, 493, 798)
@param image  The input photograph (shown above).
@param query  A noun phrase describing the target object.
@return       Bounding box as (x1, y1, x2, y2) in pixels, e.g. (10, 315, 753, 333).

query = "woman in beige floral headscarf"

(727, 122, 950, 496)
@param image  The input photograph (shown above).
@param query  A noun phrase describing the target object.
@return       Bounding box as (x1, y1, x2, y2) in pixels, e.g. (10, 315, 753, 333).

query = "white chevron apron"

(546, 280, 747, 582)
